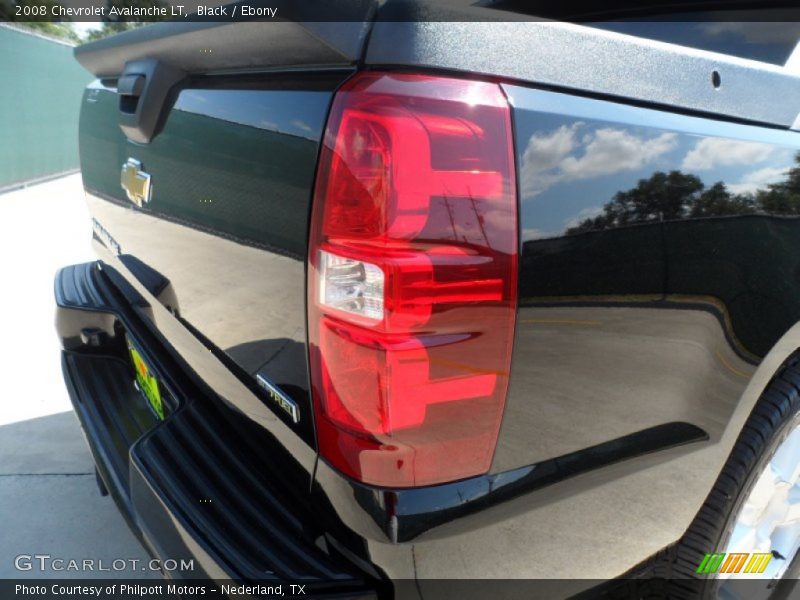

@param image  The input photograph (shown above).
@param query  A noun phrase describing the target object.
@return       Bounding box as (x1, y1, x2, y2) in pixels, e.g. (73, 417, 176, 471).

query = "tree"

(690, 182, 755, 217)
(84, 21, 144, 42)
(1, 0, 81, 43)
(567, 171, 704, 234)
(755, 152, 800, 216)
(564, 157, 800, 235)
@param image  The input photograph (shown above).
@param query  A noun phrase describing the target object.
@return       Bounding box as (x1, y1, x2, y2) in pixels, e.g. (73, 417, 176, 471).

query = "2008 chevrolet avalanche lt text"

(54, 4, 800, 599)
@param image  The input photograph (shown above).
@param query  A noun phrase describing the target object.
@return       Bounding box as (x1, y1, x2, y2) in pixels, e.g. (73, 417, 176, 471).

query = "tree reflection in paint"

(567, 152, 800, 234)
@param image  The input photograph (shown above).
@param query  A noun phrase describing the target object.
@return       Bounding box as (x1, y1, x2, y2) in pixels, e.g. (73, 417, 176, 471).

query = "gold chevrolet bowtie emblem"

(121, 158, 151, 207)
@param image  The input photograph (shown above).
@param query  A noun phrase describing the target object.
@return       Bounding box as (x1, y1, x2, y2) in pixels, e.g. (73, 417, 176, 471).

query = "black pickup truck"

(55, 4, 800, 599)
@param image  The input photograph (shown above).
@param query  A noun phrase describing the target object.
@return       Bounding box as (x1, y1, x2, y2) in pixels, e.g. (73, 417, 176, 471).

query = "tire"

(669, 353, 800, 599)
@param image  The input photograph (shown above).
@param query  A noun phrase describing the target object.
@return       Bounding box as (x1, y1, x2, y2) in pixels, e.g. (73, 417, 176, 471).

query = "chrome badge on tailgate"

(121, 158, 151, 207)
(256, 374, 300, 424)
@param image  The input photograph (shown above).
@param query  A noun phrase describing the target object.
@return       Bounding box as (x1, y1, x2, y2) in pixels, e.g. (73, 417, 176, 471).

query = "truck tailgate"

(76, 21, 364, 456)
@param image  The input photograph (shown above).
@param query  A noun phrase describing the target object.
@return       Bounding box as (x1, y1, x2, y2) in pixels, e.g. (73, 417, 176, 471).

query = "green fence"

(0, 25, 92, 189)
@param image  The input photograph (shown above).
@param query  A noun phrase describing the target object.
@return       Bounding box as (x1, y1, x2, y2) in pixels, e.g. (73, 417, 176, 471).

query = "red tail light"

(308, 73, 518, 487)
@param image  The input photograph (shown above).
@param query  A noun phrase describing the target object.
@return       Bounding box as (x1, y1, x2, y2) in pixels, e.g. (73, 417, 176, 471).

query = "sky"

(516, 110, 800, 241)
(498, 83, 800, 242)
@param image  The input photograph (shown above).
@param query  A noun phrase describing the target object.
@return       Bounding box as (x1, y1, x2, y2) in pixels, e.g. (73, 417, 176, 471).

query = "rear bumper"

(55, 261, 378, 596)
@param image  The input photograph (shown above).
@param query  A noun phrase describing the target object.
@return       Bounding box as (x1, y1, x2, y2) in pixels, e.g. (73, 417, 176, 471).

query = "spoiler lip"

(74, 18, 371, 78)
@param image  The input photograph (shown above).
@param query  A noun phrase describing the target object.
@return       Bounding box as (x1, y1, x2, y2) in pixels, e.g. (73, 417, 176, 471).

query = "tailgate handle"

(118, 74, 146, 98)
(117, 74, 146, 115)
(118, 59, 185, 144)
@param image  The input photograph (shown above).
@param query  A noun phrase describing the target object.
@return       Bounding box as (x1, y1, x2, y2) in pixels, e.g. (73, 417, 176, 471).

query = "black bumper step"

(56, 262, 375, 596)
(62, 351, 159, 503)
(135, 403, 364, 586)
(55, 261, 114, 311)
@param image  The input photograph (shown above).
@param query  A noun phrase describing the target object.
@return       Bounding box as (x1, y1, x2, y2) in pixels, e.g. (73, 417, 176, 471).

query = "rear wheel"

(672, 354, 800, 599)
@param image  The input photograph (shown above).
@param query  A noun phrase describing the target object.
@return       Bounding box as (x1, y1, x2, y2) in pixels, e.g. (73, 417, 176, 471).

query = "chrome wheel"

(717, 416, 800, 598)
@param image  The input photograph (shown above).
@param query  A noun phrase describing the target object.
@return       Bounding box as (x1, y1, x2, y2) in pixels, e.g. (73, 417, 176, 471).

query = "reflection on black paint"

(566, 155, 800, 233)
(514, 89, 800, 359)
(79, 79, 344, 448)
(349, 422, 707, 542)
(81, 84, 330, 258)
(495, 84, 799, 474)
(524, 156, 800, 357)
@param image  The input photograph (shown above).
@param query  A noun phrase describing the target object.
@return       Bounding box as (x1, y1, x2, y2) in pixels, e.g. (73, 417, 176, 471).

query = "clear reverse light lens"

(318, 249, 384, 320)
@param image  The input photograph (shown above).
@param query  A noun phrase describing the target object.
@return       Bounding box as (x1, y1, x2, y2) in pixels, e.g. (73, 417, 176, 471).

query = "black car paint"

(62, 13, 800, 593)
(497, 84, 800, 472)
(308, 83, 800, 547)
(315, 422, 708, 544)
(80, 74, 348, 449)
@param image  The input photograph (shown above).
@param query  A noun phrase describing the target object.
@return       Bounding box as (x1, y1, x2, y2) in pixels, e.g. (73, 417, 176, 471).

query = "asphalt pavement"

(0, 174, 156, 579)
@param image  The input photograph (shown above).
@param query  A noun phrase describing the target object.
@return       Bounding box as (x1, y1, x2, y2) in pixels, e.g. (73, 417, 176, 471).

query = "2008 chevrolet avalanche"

(55, 4, 800, 598)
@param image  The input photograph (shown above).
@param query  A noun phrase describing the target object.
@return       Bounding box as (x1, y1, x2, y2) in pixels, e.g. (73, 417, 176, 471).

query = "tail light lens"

(308, 73, 518, 487)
